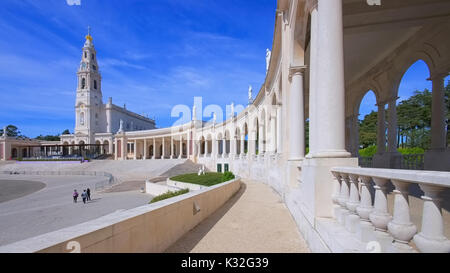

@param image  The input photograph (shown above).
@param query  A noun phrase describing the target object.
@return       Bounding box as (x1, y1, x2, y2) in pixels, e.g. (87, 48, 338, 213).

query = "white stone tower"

(74, 27, 103, 143)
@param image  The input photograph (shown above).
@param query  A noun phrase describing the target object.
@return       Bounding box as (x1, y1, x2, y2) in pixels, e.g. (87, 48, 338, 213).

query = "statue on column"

(230, 102, 235, 118)
(118, 119, 124, 133)
(192, 106, 197, 121)
(213, 113, 217, 125)
(2, 126, 7, 137)
(266, 49, 272, 73)
(248, 85, 253, 105)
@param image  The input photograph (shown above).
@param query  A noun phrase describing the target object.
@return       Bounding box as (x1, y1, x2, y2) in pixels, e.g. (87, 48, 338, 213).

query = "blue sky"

(0, 1, 447, 137)
(0, 0, 276, 137)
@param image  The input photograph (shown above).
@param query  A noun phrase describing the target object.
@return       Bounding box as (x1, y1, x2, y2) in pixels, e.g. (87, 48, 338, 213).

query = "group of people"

(73, 188, 91, 204)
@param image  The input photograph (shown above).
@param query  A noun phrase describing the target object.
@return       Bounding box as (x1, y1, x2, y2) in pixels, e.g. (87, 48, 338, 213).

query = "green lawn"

(170, 172, 235, 187)
(150, 188, 189, 204)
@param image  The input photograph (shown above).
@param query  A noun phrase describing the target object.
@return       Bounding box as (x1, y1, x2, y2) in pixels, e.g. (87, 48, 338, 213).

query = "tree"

(62, 129, 70, 135)
(0, 125, 22, 137)
(35, 135, 61, 141)
(359, 111, 378, 149)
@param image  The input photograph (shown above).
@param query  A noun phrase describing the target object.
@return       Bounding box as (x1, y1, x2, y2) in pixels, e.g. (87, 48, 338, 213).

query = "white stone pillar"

(162, 137, 165, 159)
(187, 133, 190, 158)
(222, 136, 226, 156)
(152, 138, 156, 159)
(270, 113, 276, 153)
(276, 105, 282, 154)
(308, 2, 318, 156)
(240, 133, 245, 157)
(430, 75, 447, 150)
(387, 98, 398, 153)
(212, 136, 217, 158)
(143, 139, 147, 160)
(315, 0, 349, 158)
(288, 66, 305, 160)
(258, 124, 264, 155)
(377, 103, 386, 154)
(170, 136, 174, 159)
(179, 136, 183, 159)
(133, 140, 137, 160)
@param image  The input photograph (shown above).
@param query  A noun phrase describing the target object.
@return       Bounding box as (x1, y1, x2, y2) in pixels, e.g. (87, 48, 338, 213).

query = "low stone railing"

(1, 170, 119, 191)
(331, 167, 450, 253)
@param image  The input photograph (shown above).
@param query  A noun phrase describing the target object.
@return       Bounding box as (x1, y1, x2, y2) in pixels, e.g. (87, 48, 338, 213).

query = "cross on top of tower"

(85, 26, 93, 42)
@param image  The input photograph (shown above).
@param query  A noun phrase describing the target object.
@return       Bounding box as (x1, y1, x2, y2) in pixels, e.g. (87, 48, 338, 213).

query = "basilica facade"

(60, 32, 156, 154)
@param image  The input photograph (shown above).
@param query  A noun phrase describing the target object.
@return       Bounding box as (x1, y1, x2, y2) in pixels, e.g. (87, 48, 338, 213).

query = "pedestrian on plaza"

(86, 188, 91, 201)
(73, 190, 79, 203)
(81, 190, 87, 204)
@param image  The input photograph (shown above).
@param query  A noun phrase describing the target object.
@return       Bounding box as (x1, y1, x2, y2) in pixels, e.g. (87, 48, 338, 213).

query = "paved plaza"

(0, 174, 151, 246)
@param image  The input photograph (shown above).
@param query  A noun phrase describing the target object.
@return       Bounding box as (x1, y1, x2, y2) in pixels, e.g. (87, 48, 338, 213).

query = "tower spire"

(85, 26, 93, 42)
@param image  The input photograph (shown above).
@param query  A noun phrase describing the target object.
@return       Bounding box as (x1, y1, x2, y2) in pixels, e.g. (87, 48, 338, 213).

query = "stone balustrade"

(331, 167, 450, 253)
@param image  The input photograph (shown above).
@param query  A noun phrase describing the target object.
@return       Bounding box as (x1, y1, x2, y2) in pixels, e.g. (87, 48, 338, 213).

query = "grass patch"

(171, 172, 235, 187)
(149, 188, 189, 204)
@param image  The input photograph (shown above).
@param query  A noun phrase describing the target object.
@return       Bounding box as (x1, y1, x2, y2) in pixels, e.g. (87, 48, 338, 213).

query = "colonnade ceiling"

(342, 0, 450, 85)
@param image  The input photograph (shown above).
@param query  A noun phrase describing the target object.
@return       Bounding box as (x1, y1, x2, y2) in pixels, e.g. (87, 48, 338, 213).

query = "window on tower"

(80, 112, 85, 126)
(81, 78, 86, 89)
(84, 52, 87, 59)
(94, 80, 97, 89)
(91, 53, 94, 60)
(93, 65, 97, 71)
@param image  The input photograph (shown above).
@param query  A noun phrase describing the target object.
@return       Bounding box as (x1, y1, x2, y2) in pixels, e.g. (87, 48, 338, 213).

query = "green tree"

(0, 125, 22, 137)
(62, 129, 70, 135)
(359, 111, 378, 149)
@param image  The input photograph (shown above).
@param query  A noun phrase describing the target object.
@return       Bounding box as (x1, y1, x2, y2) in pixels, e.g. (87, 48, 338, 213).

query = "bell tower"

(74, 27, 103, 143)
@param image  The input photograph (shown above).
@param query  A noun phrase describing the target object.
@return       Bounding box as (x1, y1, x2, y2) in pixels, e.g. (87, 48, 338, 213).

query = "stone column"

(377, 102, 386, 154)
(270, 113, 276, 153)
(152, 138, 156, 159)
(288, 66, 306, 160)
(179, 136, 183, 159)
(162, 137, 165, 159)
(387, 98, 398, 153)
(170, 137, 174, 159)
(222, 136, 226, 156)
(187, 133, 190, 158)
(143, 139, 147, 160)
(212, 136, 217, 158)
(430, 74, 446, 150)
(258, 123, 264, 155)
(314, 0, 349, 158)
(276, 105, 282, 154)
(133, 140, 137, 160)
(308, 2, 318, 157)
(240, 133, 245, 157)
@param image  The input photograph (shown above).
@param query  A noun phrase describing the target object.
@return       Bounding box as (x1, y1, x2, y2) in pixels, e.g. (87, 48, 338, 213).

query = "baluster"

(369, 178, 392, 231)
(413, 184, 450, 253)
(357, 176, 374, 221)
(346, 174, 360, 213)
(338, 173, 350, 209)
(331, 171, 341, 205)
(345, 174, 361, 233)
(387, 180, 417, 250)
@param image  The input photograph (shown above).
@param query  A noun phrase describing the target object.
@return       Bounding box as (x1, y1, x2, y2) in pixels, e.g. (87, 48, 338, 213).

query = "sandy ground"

(166, 180, 310, 253)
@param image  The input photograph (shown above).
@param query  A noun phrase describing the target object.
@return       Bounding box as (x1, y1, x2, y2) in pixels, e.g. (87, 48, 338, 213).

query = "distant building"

(60, 30, 156, 153)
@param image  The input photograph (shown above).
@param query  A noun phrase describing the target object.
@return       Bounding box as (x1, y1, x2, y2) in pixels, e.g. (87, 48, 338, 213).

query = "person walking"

(86, 188, 91, 201)
(73, 190, 79, 203)
(81, 190, 87, 204)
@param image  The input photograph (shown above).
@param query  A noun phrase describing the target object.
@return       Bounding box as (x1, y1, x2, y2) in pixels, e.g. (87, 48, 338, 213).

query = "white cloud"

(66, 0, 81, 6)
